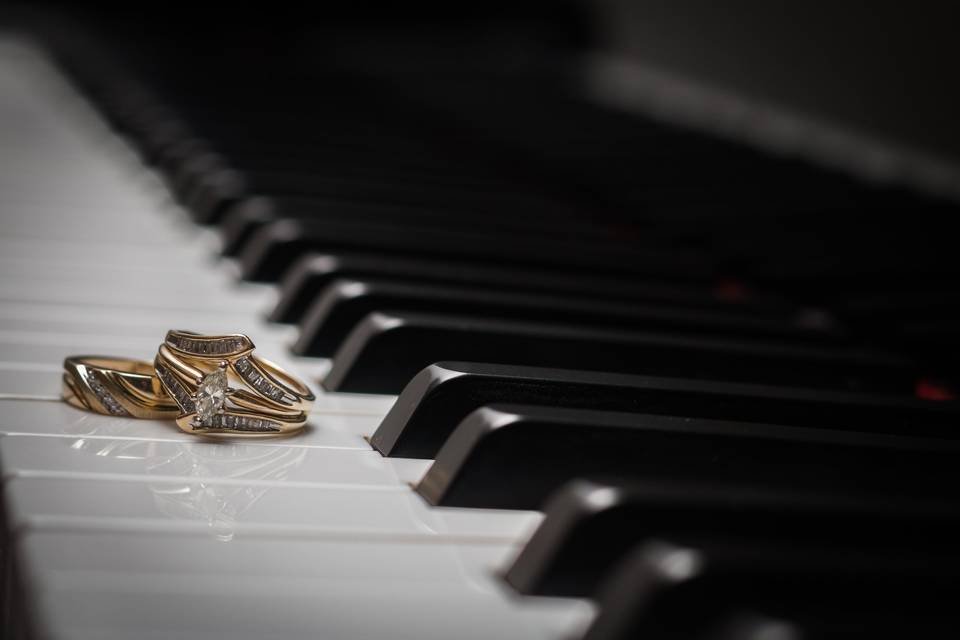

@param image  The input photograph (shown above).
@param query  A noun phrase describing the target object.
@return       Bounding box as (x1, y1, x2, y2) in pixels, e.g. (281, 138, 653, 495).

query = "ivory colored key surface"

(0, 433, 396, 485)
(0, 38, 592, 640)
(3, 475, 541, 540)
(0, 399, 379, 447)
(24, 538, 592, 640)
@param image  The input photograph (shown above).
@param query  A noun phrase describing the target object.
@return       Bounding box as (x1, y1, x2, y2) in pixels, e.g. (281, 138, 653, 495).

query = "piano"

(2, 5, 959, 638)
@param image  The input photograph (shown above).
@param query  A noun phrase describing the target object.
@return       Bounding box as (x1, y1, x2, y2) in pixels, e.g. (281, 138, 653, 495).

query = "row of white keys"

(0, 37, 594, 639)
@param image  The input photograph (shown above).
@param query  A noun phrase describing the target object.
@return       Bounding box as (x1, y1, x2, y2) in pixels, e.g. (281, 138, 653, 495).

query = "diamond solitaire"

(195, 366, 228, 425)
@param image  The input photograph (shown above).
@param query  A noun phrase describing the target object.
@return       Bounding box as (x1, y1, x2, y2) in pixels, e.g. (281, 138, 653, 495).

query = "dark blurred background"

(5, 1, 960, 374)
(10, 1, 960, 162)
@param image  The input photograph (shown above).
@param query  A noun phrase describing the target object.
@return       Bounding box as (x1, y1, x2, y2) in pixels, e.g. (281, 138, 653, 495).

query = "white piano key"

(0, 299, 266, 333)
(4, 475, 541, 541)
(0, 258, 242, 291)
(1, 203, 184, 244)
(20, 528, 515, 586)
(0, 365, 60, 397)
(313, 390, 397, 416)
(0, 434, 399, 487)
(0, 332, 250, 353)
(0, 400, 378, 448)
(0, 237, 213, 271)
(31, 577, 593, 640)
(0, 313, 287, 344)
(0, 339, 159, 368)
(0, 311, 296, 350)
(0, 278, 272, 312)
(0, 296, 319, 359)
(0, 301, 308, 377)
(385, 457, 437, 486)
(19, 529, 594, 640)
(0, 332, 295, 368)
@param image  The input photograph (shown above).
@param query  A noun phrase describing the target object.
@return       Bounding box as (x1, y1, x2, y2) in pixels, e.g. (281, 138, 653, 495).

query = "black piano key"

(238, 218, 711, 282)
(269, 253, 788, 325)
(182, 144, 509, 189)
(175, 149, 503, 208)
(582, 541, 957, 640)
(371, 362, 960, 458)
(689, 614, 802, 640)
(167, 146, 226, 199)
(218, 195, 623, 258)
(119, 106, 194, 167)
(504, 479, 960, 597)
(415, 405, 960, 509)
(294, 278, 830, 358)
(185, 165, 247, 222)
(322, 312, 912, 395)
(186, 167, 584, 226)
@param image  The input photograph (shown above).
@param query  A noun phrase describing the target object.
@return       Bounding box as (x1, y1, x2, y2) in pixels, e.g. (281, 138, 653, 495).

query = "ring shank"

(62, 355, 179, 419)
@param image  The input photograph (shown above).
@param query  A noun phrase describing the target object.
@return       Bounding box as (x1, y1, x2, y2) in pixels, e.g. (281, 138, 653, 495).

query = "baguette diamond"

(204, 414, 282, 433)
(155, 362, 197, 413)
(234, 357, 286, 402)
(167, 334, 250, 357)
(86, 371, 130, 416)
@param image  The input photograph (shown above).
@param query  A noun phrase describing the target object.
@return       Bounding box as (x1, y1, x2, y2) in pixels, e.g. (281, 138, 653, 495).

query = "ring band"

(62, 356, 180, 419)
(155, 330, 315, 437)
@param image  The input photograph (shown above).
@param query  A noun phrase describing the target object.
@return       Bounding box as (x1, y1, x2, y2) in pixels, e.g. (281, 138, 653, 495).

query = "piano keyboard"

(0, 39, 592, 639)
(2, 13, 959, 640)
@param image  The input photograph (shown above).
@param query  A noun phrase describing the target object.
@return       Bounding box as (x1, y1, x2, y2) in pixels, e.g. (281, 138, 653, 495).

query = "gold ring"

(62, 356, 180, 419)
(154, 330, 315, 437)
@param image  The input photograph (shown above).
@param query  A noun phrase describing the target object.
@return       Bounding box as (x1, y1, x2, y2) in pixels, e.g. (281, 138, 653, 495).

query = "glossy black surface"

(294, 278, 837, 357)
(372, 362, 959, 458)
(269, 252, 785, 325)
(323, 312, 912, 395)
(416, 405, 960, 510)
(238, 216, 711, 283)
(506, 479, 960, 597)
(582, 541, 957, 640)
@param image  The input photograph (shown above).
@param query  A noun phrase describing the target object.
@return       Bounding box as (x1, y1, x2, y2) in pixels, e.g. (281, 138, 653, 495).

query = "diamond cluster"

(155, 363, 196, 413)
(86, 371, 130, 416)
(234, 357, 286, 402)
(168, 335, 247, 356)
(203, 414, 282, 433)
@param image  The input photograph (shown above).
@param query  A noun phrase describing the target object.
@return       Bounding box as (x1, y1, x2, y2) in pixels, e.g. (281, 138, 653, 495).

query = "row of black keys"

(65, 54, 952, 398)
(53, 33, 960, 365)
(57, 33, 960, 299)
(518, 478, 960, 639)
(52, 35, 960, 640)
(374, 362, 960, 639)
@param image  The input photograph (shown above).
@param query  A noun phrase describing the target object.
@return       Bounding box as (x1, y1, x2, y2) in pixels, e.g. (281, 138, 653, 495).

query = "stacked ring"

(154, 330, 315, 437)
(62, 356, 181, 419)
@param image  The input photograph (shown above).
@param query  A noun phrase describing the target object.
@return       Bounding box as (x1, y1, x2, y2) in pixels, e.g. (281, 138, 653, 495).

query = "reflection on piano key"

(5, 476, 540, 542)
(1, 398, 380, 442)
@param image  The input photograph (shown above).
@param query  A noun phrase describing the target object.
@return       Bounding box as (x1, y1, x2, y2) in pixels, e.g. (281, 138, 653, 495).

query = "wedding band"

(62, 356, 180, 419)
(155, 330, 315, 437)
